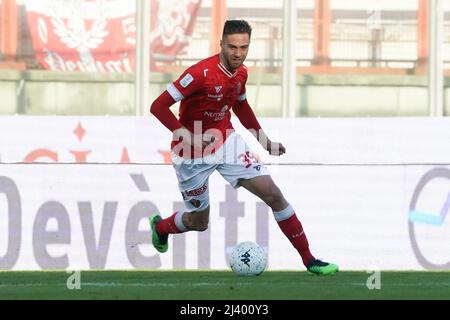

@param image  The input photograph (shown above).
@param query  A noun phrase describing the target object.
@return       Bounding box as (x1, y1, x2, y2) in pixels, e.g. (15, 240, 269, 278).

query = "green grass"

(0, 270, 449, 300)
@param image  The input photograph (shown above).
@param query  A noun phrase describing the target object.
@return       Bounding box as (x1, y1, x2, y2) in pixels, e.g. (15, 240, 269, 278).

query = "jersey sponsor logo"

(204, 105, 229, 121)
(180, 73, 194, 88)
(207, 93, 223, 100)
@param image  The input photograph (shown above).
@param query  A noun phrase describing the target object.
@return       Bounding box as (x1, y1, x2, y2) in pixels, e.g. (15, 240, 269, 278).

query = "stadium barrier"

(1, 71, 450, 116)
(0, 116, 449, 270)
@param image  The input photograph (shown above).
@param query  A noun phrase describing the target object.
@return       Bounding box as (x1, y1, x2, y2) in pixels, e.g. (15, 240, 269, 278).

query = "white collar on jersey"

(218, 62, 237, 78)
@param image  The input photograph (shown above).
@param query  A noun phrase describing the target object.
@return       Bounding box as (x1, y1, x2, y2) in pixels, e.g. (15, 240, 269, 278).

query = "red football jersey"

(167, 54, 248, 156)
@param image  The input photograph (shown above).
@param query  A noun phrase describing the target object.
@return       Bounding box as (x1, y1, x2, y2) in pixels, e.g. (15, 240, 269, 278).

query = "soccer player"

(149, 20, 338, 275)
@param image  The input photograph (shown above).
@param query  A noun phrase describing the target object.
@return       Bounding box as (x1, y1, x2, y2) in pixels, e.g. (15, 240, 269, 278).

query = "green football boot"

(307, 259, 339, 276)
(149, 214, 168, 253)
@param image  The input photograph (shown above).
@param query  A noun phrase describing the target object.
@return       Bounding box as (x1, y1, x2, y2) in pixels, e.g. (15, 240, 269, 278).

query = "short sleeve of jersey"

(237, 67, 248, 102)
(167, 65, 204, 102)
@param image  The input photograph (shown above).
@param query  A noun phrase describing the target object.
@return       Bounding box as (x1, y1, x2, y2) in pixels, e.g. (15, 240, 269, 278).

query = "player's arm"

(233, 71, 285, 156)
(233, 98, 286, 156)
(150, 66, 207, 148)
(150, 91, 182, 132)
(150, 93, 205, 149)
(150, 66, 201, 132)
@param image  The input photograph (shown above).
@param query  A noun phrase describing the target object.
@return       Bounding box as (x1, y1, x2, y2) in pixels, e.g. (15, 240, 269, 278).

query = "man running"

(149, 20, 338, 275)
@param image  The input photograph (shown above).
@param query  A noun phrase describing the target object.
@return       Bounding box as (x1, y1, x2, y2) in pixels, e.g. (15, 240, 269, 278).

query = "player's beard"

(220, 51, 244, 72)
(226, 56, 242, 71)
(231, 58, 242, 69)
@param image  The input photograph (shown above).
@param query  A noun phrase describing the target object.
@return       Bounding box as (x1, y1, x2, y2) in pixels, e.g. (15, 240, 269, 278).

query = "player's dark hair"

(222, 20, 252, 38)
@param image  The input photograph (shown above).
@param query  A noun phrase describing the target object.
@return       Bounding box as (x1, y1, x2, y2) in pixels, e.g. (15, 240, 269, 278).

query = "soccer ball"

(229, 241, 267, 276)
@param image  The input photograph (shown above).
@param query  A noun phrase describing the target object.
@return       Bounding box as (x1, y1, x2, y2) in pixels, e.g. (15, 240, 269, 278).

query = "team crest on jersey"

(180, 73, 194, 88)
(207, 85, 224, 100)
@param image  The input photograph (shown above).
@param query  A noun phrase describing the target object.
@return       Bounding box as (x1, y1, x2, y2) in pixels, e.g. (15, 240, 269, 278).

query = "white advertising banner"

(0, 116, 449, 271)
(0, 116, 450, 165)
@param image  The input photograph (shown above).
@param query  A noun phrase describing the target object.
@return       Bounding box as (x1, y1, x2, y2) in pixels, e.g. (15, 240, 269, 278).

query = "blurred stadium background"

(1, 0, 449, 117)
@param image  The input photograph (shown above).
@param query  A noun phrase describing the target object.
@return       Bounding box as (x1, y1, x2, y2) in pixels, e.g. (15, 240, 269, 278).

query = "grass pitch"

(0, 270, 449, 300)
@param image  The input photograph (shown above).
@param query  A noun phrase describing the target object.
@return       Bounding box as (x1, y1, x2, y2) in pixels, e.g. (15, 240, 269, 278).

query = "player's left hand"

(266, 141, 286, 156)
